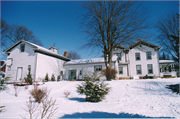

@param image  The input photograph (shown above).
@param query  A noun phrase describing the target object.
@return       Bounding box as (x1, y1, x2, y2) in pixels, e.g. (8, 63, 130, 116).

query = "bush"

(57, 75, 60, 81)
(29, 87, 48, 103)
(24, 67, 33, 85)
(45, 73, 49, 82)
(51, 74, 55, 81)
(24, 77, 33, 85)
(64, 90, 70, 98)
(77, 73, 110, 102)
(101, 67, 117, 80)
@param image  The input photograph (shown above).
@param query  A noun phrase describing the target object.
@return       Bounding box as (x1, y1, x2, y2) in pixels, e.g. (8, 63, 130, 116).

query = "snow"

(65, 55, 118, 64)
(159, 60, 174, 63)
(0, 78, 180, 118)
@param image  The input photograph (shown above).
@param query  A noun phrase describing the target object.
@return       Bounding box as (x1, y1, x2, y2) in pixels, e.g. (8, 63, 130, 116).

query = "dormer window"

(20, 44, 25, 52)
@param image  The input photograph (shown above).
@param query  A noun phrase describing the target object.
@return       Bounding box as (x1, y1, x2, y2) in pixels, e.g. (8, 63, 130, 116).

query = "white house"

(3, 39, 177, 82)
(3, 40, 70, 82)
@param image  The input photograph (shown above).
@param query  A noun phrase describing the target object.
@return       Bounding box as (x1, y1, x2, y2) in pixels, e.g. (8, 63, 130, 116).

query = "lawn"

(0, 78, 180, 118)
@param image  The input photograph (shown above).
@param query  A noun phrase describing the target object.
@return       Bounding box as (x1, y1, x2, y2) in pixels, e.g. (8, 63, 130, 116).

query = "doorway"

(68, 70, 76, 80)
(16, 67, 23, 81)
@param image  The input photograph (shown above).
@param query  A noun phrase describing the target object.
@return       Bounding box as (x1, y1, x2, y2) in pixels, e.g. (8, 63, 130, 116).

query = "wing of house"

(3, 40, 70, 82)
(63, 55, 118, 80)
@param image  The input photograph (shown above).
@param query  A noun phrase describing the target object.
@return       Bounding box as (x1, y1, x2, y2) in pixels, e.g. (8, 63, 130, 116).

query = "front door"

(16, 67, 23, 81)
(68, 70, 76, 80)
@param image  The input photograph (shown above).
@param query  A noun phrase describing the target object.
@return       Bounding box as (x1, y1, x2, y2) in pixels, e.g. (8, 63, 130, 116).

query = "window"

(116, 53, 121, 60)
(79, 69, 83, 75)
(146, 52, 152, 60)
(135, 53, 140, 60)
(60, 71, 63, 76)
(136, 65, 142, 74)
(119, 67, 123, 74)
(20, 44, 25, 52)
(147, 64, 153, 74)
(94, 65, 102, 72)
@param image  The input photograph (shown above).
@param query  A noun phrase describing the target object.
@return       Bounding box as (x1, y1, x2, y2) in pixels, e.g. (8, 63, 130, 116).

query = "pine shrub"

(45, 73, 49, 82)
(77, 73, 110, 102)
(25, 67, 33, 85)
(101, 67, 117, 80)
(51, 74, 55, 81)
(57, 75, 60, 81)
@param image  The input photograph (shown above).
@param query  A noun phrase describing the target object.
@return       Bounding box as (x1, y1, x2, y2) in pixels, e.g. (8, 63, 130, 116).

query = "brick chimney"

(137, 38, 141, 41)
(64, 51, 67, 57)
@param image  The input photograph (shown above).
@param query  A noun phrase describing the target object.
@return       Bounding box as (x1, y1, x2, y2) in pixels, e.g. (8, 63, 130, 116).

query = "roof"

(124, 40, 161, 51)
(65, 55, 118, 65)
(159, 60, 174, 63)
(3, 40, 71, 61)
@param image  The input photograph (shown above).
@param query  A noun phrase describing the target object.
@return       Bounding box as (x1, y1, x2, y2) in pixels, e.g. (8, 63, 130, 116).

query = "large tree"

(79, 1, 148, 79)
(156, 13, 179, 64)
(1, 19, 43, 49)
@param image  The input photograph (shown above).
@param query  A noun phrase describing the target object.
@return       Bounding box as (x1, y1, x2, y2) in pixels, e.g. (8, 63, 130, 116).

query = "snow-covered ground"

(0, 78, 180, 118)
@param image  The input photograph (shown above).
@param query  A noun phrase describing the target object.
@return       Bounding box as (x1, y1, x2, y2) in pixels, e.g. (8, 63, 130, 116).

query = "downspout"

(33, 51, 38, 81)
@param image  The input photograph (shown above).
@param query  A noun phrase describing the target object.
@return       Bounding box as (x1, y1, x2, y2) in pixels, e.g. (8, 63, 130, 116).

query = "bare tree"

(79, 1, 148, 80)
(1, 19, 43, 49)
(67, 51, 81, 60)
(156, 12, 179, 64)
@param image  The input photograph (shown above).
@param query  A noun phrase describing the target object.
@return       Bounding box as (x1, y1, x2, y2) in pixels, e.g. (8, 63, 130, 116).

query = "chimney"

(137, 38, 141, 41)
(64, 51, 67, 57)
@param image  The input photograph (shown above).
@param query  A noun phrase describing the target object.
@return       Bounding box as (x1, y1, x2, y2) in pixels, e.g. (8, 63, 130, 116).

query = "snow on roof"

(65, 55, 118, 65)
(3, 40, 71, 61)
(159, 60, 174, 63)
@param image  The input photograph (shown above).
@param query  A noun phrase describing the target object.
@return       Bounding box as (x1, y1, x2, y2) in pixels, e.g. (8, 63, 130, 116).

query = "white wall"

(63, 62, 117, 80)
(5, 42, 36, 81)
(35, 53, 65, 81)
(128, 44, 160, 77)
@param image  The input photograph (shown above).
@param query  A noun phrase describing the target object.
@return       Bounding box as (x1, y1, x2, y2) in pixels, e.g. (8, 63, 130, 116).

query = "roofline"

(64, 61, 116, 65)
(3, 40, 24, 53)
(124, 40, 161, 51)
(34, 49, 71, 61)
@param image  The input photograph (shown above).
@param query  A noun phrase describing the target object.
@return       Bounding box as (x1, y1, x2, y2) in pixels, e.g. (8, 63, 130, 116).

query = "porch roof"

(159, 60, 174, 64)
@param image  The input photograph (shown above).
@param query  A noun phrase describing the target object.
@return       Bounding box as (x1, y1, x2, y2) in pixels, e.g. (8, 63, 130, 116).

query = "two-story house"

(113, 39, 162, 79)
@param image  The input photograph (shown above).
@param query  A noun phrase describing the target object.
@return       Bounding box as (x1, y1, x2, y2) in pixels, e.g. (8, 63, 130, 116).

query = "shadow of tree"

(68, 97, 86, 102)
(60, 111, 172, 118)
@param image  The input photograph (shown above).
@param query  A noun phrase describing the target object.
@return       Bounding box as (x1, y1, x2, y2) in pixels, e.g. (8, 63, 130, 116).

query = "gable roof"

(3, 40, 71, 61)
(124, 40, 161, 52)
(64, 55, 118, 65)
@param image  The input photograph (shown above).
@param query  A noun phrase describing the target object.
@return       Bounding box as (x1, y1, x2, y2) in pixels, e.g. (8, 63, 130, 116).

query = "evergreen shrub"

(51, 74, 55, 81)
(45, 73, 49, 82)
(77, 72, 110, 102)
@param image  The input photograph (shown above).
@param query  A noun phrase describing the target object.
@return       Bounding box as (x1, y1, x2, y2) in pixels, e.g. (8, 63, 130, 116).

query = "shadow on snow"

(60, 111, 173, 118)
(68, 97, 86, 102)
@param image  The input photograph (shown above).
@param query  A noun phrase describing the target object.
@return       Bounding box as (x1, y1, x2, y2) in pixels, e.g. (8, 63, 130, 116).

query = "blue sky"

(1, 1, 179, 59)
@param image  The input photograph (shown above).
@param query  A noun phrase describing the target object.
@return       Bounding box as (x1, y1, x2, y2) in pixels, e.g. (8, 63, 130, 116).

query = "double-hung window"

(116, 53, 121, 61)
(119, 67, 123, 74)
(136, 65, 142, 74)
(146, 52, 152, 60)
(135, 53, 140, 61)
(147, 64, 153, 74)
